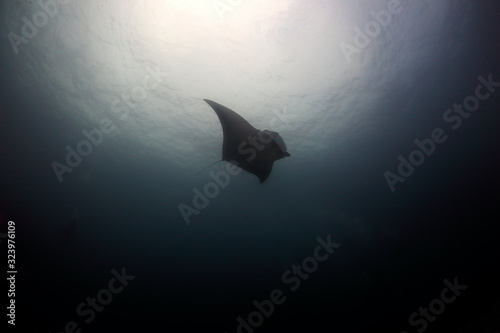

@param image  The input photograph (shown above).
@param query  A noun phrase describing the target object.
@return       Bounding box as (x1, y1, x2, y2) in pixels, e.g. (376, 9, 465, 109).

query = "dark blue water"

(1, 1, 500, 332)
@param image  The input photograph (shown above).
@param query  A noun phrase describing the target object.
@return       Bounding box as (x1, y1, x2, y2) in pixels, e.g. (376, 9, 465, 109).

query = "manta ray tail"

(196, 160, 222, 175)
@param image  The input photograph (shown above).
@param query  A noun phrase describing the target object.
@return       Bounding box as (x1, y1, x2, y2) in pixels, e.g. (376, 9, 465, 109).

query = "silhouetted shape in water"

(203, 99, 291, 183)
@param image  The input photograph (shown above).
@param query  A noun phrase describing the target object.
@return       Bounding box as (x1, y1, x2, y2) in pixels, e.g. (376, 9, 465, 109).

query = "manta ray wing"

(203, 99, 290, 183)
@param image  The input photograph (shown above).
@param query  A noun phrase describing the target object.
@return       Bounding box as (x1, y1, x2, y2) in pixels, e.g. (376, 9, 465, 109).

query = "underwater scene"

(1, 1, 500, 332)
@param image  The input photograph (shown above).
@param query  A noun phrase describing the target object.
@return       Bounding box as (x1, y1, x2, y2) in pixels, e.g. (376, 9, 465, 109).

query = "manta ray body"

(203, 99, 290, 183)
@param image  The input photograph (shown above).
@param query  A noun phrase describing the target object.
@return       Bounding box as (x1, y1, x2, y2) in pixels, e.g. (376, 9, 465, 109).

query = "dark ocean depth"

(1, 1, 500, 332)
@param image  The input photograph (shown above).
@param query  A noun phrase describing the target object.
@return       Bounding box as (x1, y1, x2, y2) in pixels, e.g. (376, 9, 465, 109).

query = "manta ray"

(203, 99, 290, 183)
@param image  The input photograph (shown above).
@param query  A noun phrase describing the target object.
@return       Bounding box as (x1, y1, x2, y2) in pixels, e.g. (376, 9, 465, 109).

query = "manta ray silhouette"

(203, 99, 290, 183)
